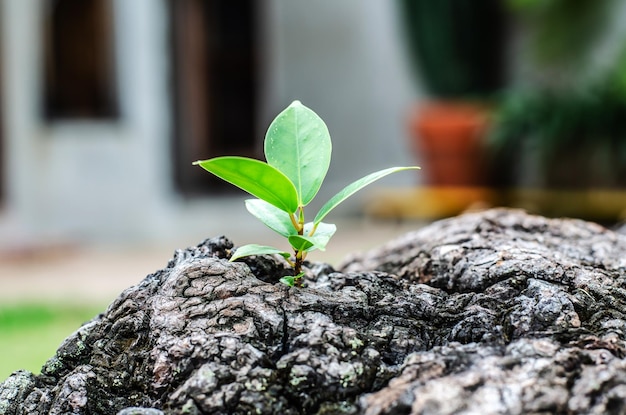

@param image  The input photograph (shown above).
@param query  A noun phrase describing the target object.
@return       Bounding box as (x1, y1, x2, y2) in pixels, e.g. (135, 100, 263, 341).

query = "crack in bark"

(279, 295, 291, 358)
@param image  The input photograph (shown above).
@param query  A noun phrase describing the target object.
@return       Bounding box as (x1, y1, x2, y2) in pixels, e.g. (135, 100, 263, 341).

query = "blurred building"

(0, 0, 419, 246)
(4, 1, 625, 249)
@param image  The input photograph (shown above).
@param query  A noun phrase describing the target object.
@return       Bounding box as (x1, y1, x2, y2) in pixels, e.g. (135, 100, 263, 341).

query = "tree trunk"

(2, 208, 626, 414)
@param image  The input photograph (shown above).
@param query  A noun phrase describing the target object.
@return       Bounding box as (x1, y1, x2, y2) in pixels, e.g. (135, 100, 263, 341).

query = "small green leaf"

(304, 222, 336, 251)
(245, 199, 298, 238)
(288, 222, 336, 252)
(279, 276, 296, 287)
(280, 272, 305, 287)
(194, 156, 299, 213)
(288, 235, 315, 252)
(230, 244, 291, 262)
(264, 101, 331, 206)
(314, 166, 421, 225)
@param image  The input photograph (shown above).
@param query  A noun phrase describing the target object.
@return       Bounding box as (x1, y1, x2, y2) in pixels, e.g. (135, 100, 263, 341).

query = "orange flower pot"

(409, 102, 490, 186)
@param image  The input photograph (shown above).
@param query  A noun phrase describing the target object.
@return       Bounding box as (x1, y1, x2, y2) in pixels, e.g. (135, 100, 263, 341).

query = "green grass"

(0, 303, 105, 381)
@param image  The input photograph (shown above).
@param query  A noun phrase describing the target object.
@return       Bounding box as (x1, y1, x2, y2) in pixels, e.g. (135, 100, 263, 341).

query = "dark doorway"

(43, 0, 118, 119)
(170, 0, 260, 195)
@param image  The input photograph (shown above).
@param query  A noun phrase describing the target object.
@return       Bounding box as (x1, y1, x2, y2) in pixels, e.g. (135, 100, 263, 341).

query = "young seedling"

(194, 100, 419, 287)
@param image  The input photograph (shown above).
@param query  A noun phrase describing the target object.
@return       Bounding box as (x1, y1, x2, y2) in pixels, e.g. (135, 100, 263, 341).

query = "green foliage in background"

(195, 101, 419, 286)
(489, 82, 626, 188)
(505, 0, 611, 67)
(398, 0, 506, 98)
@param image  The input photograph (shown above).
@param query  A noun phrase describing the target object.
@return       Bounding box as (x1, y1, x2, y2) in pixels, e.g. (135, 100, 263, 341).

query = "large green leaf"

(313, 166, 421, 225)
(194, 156, 299, 213)
(245, 199, 298, 238)
(264, 101, 331, 206)
(230, 244, 291, 262)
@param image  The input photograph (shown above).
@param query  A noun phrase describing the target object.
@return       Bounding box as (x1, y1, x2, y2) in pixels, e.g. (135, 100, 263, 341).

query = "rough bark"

(2, 208, 626, 414)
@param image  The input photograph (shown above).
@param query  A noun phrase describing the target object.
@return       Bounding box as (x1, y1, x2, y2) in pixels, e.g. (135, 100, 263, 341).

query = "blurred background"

(1, 0, 626, 378)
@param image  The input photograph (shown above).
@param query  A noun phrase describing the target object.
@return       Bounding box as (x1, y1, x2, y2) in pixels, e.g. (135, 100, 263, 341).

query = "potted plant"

(488, 0, 626, 191)
(489, 82, 626, 190)
(399, 0, 507, 187)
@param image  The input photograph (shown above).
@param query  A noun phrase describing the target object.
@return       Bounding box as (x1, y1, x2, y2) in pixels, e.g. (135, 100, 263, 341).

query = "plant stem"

(289, 213, 300, 232)
(294, 207, 305, 287)
(291, 249, 303, 287)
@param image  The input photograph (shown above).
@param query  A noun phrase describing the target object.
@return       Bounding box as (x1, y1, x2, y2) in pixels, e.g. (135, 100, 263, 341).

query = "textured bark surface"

(2, 208, 626, 414)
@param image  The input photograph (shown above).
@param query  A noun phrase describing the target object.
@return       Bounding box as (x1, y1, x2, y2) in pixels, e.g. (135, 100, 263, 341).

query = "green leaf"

(279, 276, 296, 287)
(304, 222, 336, 251)
(288, 235, 315, 252)
(288, 221, 336, 252)
(314, 166, 421, 225)
(194, 156, 299, 213)
(264, 101, 332, 206)
(230, 244, 291, 262)
(279, 272, 304, 287)
(245, 199, 298, 238)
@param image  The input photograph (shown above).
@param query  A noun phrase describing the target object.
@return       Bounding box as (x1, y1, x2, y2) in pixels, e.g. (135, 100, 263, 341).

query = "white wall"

(1, 0, 173, 243)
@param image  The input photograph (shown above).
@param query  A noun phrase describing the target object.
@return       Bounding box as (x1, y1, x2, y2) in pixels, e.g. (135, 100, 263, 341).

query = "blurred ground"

(0, 218, 428, 306)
